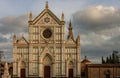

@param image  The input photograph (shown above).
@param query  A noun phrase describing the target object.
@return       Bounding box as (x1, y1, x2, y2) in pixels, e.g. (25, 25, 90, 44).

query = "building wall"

(86, 64, 120, 78)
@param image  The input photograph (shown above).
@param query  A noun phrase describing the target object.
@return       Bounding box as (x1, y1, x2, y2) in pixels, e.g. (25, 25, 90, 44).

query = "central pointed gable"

(33, 9, 61, 25)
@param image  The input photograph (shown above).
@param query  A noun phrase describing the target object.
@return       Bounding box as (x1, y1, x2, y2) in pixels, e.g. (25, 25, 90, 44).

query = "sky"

(0, 0, 120, 63)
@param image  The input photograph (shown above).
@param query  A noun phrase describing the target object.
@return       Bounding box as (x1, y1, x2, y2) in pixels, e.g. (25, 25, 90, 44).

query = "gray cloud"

(0, 14, 28, 35)
(0, 36, 8, 42)
(73, 5, 120, 33)
(73, 5, 120, 63)
(0, 14, 29, 62)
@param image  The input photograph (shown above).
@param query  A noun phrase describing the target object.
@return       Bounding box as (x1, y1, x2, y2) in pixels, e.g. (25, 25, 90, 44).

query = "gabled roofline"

(32, 9, 61, 25)
(17, 36, 29, 44)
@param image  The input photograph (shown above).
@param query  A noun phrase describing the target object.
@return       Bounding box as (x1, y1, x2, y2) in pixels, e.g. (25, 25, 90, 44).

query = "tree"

(113, 51, 119, 64)
(106, 51, 120, 64)
(116, 55, 119, 63)
(112, 52, 115, 63)
(102, 56, 105, 64)
(103, 51, 120, 64)
(109, 55, 112, 63)
(106, 56, 109, 63)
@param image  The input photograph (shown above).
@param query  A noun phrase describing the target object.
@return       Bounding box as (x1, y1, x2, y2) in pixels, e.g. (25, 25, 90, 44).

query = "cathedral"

(13, 2, 81, 78)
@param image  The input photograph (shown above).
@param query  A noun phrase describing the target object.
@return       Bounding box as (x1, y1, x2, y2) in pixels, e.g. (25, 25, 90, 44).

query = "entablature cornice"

(16, 45, 28, 48)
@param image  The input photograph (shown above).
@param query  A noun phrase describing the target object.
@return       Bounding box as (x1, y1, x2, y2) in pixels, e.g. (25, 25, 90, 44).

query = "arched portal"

(20, 69, 25, 78)
(68, 61, 74, 78)
(43, 54, 52, 78)
(19, 61, 26, 78)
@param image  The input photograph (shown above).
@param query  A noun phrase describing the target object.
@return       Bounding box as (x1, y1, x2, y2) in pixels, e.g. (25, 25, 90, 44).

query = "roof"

(81, 56, 92, 64)
(86, 64, 120, 67)
(81, 59, 92, 64)
(32, 7, 61, 25)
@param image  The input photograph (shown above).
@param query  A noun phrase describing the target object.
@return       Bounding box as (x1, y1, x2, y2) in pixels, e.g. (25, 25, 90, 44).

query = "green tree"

(102, 51, 120, 64)
(102, 56, 105, 64)
(112, 52, 115, 63)
(109, 55, 111, 63)
(106, 56, 109, 63)
(116, 56, 119, 63)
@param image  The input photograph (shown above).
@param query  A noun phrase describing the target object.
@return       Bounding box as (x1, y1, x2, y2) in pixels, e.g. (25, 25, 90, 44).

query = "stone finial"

(13, 34, 16, 39)
(69, 19, 72, 28)
(77, 35, 80, 40)
(45, 1, 49, 9)
(29, 12, 32, 21)
(76, 35, 80, 45)
(13, 34, 17, 43)
(67, 19, 74, 40)
(61, 12, 64, 21)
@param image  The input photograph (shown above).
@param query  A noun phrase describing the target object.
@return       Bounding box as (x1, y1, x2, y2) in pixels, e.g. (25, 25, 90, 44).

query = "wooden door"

(106, 74, 110, 78)
(69, 69, 73, 78)
(44, 66, 50, 78)
(20, 69, 25, 78)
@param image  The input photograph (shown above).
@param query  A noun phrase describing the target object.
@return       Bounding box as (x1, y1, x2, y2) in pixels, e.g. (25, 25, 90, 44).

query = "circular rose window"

(42, 28, 52, 38)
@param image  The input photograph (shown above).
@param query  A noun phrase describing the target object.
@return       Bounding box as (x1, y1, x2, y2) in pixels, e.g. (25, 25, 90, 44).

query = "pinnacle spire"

(61, 12, 64, 21)
(69, 19, 72, 28)
(13, 34, 16, 38)
(67, 20, 74, 40)
(77, 35, 80, 41)
(45, 1, 49, 9)
(76, 35, 80, 45)
(29, 12, 32, 21)
(13, 34, 17, 43)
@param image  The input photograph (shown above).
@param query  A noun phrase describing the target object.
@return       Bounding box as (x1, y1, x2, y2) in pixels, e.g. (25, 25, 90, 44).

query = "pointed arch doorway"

(20, 68, 25, 78)
(68, 61, 74, 78)
(43, 54, 52, 78)
(69, 68, 73, 78)
(19, 61, 26, 78)
(44, 66, 50, 78)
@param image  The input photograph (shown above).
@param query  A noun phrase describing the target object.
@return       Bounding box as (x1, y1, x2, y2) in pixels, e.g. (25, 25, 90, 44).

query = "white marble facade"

(13, 2, 81, 78)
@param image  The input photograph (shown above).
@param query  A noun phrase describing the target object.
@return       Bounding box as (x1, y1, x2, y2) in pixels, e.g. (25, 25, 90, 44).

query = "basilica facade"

(13, 2, 81, 78)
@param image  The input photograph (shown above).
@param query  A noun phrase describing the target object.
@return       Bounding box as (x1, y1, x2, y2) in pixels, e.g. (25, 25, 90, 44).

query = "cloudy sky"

(0, 0, 120, 63)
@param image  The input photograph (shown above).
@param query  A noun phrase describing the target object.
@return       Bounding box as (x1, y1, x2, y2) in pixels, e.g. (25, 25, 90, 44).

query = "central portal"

(69, 69, 73, 78)
(44, 66, 50, 78)
(20, 69, 25, 78)
(43, 53, 52, 78)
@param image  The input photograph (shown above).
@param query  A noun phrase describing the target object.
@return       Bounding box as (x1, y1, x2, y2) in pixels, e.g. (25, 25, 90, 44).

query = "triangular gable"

(39, 46, 53, 59)
(32, 9, 61, 25)
(17, 36, 28, 45)
(66, 38, 76, 44)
